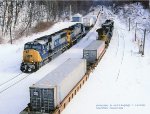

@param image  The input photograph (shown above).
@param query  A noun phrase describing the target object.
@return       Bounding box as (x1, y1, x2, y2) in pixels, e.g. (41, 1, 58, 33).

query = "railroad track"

(114, 28, 120, 56)
(0, 73, 23, 87)
(116, 28, 126, 81)
(0, 73, 31, 94)
(120, 32, 125, 66)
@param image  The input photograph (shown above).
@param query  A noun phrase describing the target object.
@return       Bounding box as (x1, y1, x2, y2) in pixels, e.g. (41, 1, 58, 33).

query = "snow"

(0, 3, 150, 114)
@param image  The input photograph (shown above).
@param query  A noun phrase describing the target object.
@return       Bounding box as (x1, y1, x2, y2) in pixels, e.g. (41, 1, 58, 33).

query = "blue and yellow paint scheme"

(20, 23, 86, 73)
(20, 41, 45, 72)
(64, 30, 73, 46)
(23, 49, 42, 63)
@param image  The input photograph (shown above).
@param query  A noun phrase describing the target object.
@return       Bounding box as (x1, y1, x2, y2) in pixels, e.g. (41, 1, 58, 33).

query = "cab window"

(24, 44, 31, 49)
(32, 45, 42, 50)
(61, 33, 66, 38)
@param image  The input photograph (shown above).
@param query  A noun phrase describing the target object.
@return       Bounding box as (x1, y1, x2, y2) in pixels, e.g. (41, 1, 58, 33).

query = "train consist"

(20, 19, 114, 114)
(20, 23, 86, 73)
(96, 19, 114, 46)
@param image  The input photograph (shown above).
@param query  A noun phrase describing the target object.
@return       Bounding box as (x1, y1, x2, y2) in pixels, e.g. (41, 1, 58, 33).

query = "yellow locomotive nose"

(23, 49, 42, 63)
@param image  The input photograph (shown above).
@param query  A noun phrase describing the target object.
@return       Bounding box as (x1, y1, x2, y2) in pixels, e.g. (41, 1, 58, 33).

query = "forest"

(0, 0, 149, 44)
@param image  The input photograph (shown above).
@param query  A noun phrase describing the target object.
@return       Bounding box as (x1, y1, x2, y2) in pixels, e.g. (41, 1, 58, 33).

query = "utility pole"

(142, 29, 146, 55)
(129, 18, 130, 31)
(135, 22, 137, 41)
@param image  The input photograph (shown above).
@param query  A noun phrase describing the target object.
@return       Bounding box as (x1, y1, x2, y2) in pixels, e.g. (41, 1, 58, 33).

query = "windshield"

(24, 44, 31, 49)
(24, 44, 42, 51)
(32, 45, 42, 50)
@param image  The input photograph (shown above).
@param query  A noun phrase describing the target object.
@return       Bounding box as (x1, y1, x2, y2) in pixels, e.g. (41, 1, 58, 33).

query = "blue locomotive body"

(20, 23, 86, 73)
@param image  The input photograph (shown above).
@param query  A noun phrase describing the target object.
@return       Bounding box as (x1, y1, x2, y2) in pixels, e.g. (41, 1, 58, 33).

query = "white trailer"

(83, 40, 105, 64)
(29, 58, 86, 113)
(83, 15, 97, 27)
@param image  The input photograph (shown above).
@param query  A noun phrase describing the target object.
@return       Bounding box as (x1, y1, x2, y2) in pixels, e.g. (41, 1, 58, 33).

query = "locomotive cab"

(21, 35, 53, 73)
(20, 42, 43, 72)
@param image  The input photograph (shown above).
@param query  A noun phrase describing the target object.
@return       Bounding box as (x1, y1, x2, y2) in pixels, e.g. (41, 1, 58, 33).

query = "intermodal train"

(96, 19, 114, 46)
(20, 19, 114, 114)
(20, 23, 86, 73)
(20, 43, 106, 114)
(20, 19, 114, 73)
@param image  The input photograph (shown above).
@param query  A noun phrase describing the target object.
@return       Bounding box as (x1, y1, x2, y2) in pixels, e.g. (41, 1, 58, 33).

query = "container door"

(30, 88, 55, 113)
(30, 88, 42, 112)
(89, 50, 97, 63)
(84, 50, 96, 63)
(43, 88, 55, 112)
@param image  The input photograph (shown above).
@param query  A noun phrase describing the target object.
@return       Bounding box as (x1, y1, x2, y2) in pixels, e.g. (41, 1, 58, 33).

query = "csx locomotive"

(96, 19, 114, 46)
(20, 23, 86, 73)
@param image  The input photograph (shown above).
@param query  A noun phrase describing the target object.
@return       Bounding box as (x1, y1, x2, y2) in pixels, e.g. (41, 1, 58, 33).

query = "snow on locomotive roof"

(31, 58, 86, 88)
(35, 40, 47, 45)
(34, 36, 50, 44)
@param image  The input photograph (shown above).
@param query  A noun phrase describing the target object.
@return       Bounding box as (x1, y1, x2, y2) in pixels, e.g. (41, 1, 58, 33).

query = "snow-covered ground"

(0, 4, 150, 114)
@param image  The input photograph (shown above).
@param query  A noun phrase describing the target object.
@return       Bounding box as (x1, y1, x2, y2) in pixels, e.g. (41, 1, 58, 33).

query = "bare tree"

(0, 0, 95, 43)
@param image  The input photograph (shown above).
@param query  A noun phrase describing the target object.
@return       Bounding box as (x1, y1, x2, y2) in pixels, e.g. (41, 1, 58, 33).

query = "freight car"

(83, 40, 105, 65)
(20, 23, 86, 73)
(20, 58, 87, 114)
(96, 19, 114, 46)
